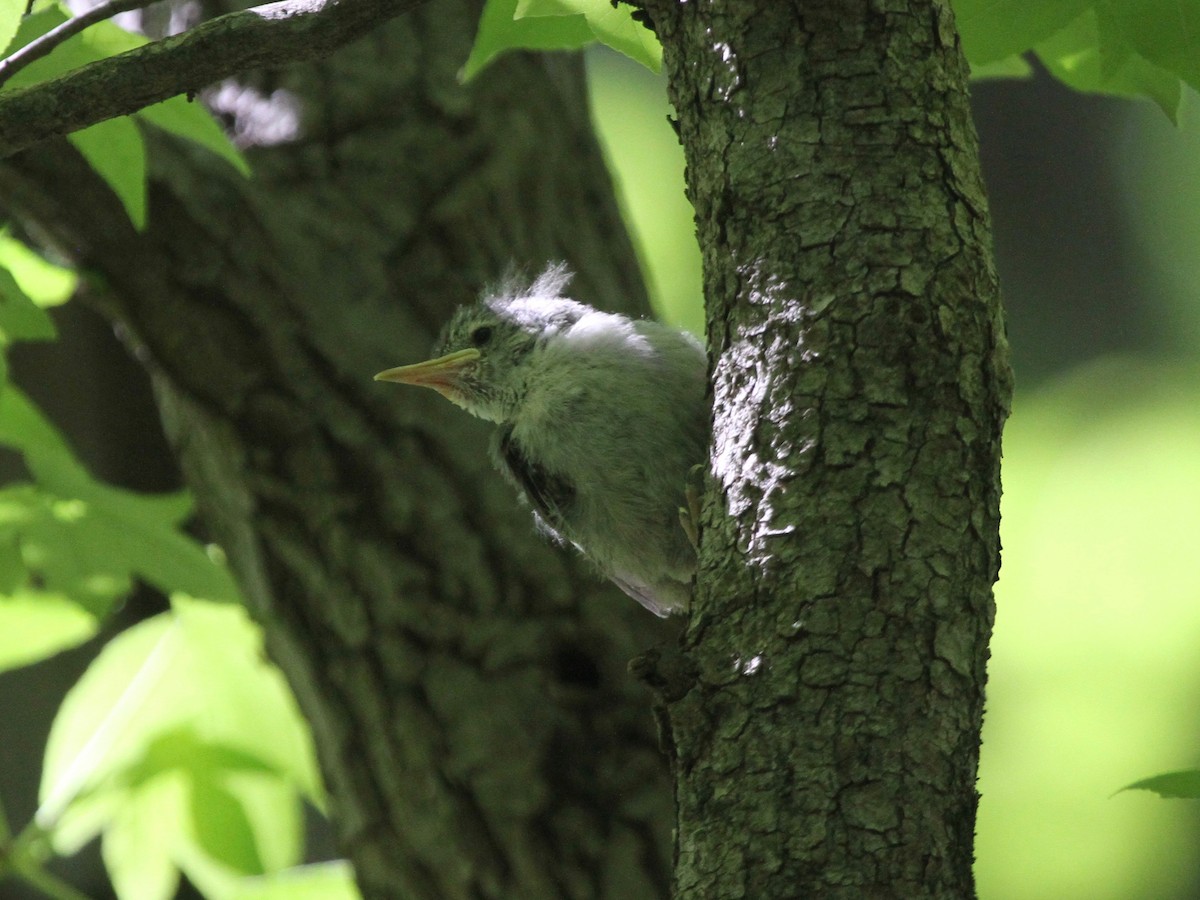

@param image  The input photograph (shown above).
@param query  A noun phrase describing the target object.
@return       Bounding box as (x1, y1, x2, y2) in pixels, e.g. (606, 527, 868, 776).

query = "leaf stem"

(1, 809, 90, 900)
(14, 862, 94, 900)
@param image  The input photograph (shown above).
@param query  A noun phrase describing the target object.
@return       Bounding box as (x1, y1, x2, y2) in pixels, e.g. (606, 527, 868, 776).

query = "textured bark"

(0, 4, 673, 898)
(638, 1, 1011, 896)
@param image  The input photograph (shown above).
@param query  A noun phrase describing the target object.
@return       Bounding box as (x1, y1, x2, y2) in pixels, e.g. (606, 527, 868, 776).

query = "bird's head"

(375, 266, 587, 423)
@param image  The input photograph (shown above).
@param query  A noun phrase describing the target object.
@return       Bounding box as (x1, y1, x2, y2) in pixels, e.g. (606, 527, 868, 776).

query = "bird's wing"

(495, 425, 575, 534)
(609, 573, 672, 618)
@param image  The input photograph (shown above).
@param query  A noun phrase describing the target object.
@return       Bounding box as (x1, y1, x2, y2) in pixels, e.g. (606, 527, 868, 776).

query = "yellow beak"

(374, 348, 481, 402)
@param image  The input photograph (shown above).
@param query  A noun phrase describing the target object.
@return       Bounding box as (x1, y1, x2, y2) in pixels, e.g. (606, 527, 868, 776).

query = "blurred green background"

(587, 49, 1200, 900)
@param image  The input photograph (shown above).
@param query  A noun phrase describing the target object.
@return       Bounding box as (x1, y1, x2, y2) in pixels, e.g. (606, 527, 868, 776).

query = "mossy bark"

(637, 1, 1012, 896)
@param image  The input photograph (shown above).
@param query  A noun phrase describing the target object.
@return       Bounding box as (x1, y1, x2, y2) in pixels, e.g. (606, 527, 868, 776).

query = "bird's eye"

(470, 326, 493, 347)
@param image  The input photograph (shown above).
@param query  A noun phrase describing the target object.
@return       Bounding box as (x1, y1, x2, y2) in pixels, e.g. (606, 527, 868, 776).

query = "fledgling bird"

(375, 265, 708, 616)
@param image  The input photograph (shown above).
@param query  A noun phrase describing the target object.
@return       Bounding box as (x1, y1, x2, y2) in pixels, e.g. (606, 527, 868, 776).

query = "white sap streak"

(711, 265, 818, 567)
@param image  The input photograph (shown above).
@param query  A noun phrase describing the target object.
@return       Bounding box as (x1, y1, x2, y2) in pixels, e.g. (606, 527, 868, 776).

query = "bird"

(374, 264, 708, 616)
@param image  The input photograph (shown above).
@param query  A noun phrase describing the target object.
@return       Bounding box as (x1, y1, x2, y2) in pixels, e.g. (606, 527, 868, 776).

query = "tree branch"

(0, 0, 164, 90)
(0, 0, 426, 159)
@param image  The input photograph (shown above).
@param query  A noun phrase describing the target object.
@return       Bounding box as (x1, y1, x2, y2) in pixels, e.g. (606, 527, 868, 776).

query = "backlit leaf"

(228, 862, 361, 900)
(517, 0, 660, 71)
(68, 118, 147, 230)
(1120, 770, 1200, 800)
(953, 0, 1091, 65)
(461, 0, 594, 81)
(0, 590, 97, 673)
(0, 232, 76, 308)
(0, 264, 56, 342)
(0, 387, 239, 612)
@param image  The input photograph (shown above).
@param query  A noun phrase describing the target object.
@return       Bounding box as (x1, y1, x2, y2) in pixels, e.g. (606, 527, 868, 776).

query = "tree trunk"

(637, 1, 1011, 896)
(0, 4, 675, 898)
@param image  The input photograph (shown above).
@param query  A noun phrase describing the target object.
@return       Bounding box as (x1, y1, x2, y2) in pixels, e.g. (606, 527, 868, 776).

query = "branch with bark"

(0, 0, 161, 89)
(0, 0, 425, 159)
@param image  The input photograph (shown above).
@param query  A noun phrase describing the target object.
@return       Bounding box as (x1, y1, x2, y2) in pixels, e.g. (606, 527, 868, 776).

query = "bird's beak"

(374, 348, 481, 402)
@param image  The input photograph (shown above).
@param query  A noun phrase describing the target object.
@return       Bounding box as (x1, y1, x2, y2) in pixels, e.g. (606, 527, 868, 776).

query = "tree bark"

(0, 3, 675, 898)
(637, 1, 1011, 896)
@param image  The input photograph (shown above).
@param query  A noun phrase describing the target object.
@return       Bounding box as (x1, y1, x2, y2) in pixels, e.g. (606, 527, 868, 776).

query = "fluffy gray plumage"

(377, 265, 708, 616)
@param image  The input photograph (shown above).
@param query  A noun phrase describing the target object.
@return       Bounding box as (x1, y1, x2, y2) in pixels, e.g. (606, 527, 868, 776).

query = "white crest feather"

(489, 262, 574, 304)
(528, 262, 573, 299)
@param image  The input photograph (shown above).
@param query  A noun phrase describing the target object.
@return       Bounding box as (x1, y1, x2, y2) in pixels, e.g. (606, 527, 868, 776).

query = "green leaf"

(0, 590, 98, 673)
(139, 96, 250, 177)
(952, 0, 1192, 115)
(0, 485, 128, 616)
(68, 118, 147, 229)
(214, 773, 303, 878)
(39, 612, 181, 850)
(1036, 9, 1183, 122)
(228, 862, 361, 900)
(953, 0, 1093, 65)
(39, 597, 319, 857)
(969, 54, 1034, 80)
(1120, 769, 1200, 799)
(0, 232, 76, 308)
(102, 774, 184, 900)
(461, 0, 595, 81)
(0, 264, 57, 342)
(1106, 0, 1200, 96)
(0, 0, 23, 57)
(96, 726, 299, 896)
(118, 727, 280, 792)
(5, 9, 150, 227)
(516, 0, 660, 71)
(191, 777, 265, 876)
(0, 387, 94, 494)
(2, 488, 133, 616)
(0, 387, 240, 611)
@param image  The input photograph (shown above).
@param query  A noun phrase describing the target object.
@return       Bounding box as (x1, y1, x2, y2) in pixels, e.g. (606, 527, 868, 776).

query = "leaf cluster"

(0, 101, 343, 900)
(28, 597, 346, 900)
(465, 0, 1199, 124)
(956, 0, 1199, 122)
